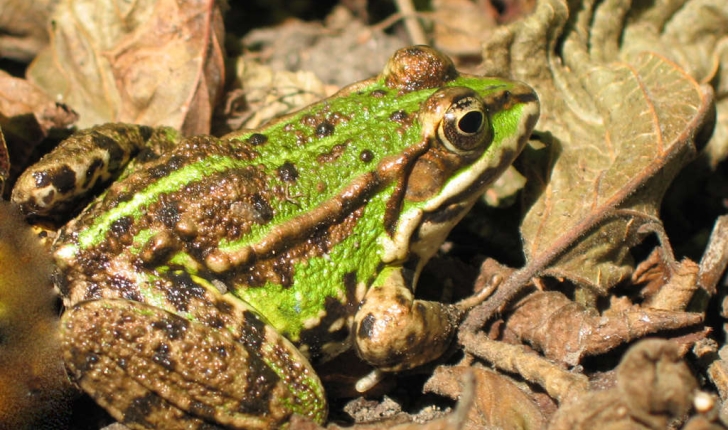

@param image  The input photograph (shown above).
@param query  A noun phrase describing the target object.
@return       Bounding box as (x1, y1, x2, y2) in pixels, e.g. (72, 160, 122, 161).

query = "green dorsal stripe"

(77, 155, 242, 249)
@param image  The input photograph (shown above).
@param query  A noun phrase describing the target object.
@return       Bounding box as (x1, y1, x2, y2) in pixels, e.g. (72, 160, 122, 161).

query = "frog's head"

(379, 46, 540, 274)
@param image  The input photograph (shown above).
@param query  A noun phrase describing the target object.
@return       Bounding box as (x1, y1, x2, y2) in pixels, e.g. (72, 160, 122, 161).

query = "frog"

(11, 46, 539, 429)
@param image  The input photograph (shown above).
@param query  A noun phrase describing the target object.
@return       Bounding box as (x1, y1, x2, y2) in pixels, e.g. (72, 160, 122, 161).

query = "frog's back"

(53, 116, 413, 359)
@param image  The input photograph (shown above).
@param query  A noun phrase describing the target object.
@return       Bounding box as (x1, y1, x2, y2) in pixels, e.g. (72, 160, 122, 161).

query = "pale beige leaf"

(479, 0, 716, 295)
(27, 0, 225, 135)
(0, 71, 77, 193)
(425, 366, 546, 430)
(549, 339, 698, 430)
(0, 0, 57, 61)
(0, 127, 7, 195)
(228, 59, 329, 130)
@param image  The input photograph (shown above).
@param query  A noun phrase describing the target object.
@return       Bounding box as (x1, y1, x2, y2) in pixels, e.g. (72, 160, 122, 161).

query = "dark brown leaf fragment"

(550, 339, 698, 430)
(425, 366, 546, 430)
(505, 290, 704, 365)
(27, 0, 226, 135)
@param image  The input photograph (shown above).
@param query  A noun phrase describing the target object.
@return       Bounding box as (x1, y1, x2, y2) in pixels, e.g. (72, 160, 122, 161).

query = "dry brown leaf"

(505, 291, 704, 365)
(550, 339, 698, 430)
(0, 71, 75, 136)
(241, 8, 405, 88)
(226, 60, 330, 131)
(0, 71, 77, 135)
(0, 70, 78, 195)
(458, 1, 721, 416)
(430, 0, 537, 58)
(631, 247, 671, 298)
(430, 0, 499, 57)
(697, 215, 728, 297)
(613, 0, 728, 167)
(519, 50, 713, 297)
(630, 248, 705, 310)
(708, 346, 728, 403)
(459, 329, 589, 403)
(0, 127, 7, 195)
(425, 366, 546, 430)
(26, 0, 225, 135)
(643, 258, 700, 311)
(463, 0, 717, 328)
(0, 0, 56, 61)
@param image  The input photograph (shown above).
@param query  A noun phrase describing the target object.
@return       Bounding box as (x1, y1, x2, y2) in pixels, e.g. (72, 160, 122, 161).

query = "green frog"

(12, 46, 539, 429)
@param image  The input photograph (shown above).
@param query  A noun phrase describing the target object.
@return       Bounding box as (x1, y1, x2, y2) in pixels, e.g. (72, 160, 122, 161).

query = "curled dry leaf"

(707, 345, 728, 405)
(241, 8, 405, 88)
(430, 0, 537, 58)
(697, 215, 728, 297)
(505, 290, 704, 365)
(226, 59, 329, 131)
(471, 0, 716, 304)
(550, 339, 698, 430)
(27, 0, 225, 135)
(459, 329, 589, 404)
(424, 366, 546, 430)
(641, 257, 701, 311)
(613, 0, 728, 167)
(0, 71, 77, 137)
(430, 0, 499, 57)
(0, 0, 56, 61)
(0, 70, 78, 194)
(0, 128, 7, 195)
(458, 0, 719, 417)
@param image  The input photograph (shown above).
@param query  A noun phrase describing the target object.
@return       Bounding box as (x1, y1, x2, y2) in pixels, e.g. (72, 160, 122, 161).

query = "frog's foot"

(61, 299, 326, 429)
(353, 267, 462, 372)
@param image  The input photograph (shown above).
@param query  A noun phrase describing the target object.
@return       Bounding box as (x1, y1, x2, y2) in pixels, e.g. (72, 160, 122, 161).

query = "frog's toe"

(61, 299, 326, 429)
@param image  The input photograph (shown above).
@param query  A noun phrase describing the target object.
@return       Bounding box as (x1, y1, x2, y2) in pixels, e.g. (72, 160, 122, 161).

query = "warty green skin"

(12, 46, 539, 429)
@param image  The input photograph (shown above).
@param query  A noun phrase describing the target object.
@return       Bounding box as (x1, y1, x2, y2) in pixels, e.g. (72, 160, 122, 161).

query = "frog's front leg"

(62, 296, 326, 429)
(353, 266, 463, 372)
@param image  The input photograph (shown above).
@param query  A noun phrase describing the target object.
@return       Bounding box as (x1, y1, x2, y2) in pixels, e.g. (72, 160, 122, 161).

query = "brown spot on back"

(389, 110, 409, 123)
(316, 142, 348, 164)
(163, 271, 207, 312)
(247, 133, 268, 146)
(151, 317, 189, 341)
(359, 150, 374, 163)
(315, 121, 335, 137)
(123, 393, 161, 427)
(151, 343, 175, 370)
(277, 161, 299, 183)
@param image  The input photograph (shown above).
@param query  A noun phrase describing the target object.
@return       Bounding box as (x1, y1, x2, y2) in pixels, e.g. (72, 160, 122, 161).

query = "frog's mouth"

(405, 198, 478, 282)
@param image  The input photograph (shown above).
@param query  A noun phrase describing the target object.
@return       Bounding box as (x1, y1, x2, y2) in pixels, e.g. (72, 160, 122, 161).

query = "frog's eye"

(438, 95, 492, 154)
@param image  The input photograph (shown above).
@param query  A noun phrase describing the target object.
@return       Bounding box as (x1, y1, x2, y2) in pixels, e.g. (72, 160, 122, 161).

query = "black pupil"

(458, 111, 484, 134)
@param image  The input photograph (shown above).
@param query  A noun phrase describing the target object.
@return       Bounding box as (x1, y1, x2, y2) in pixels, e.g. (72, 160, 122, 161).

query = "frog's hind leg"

(61, 297, 326, 429)
(12, 124, 182, 219)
